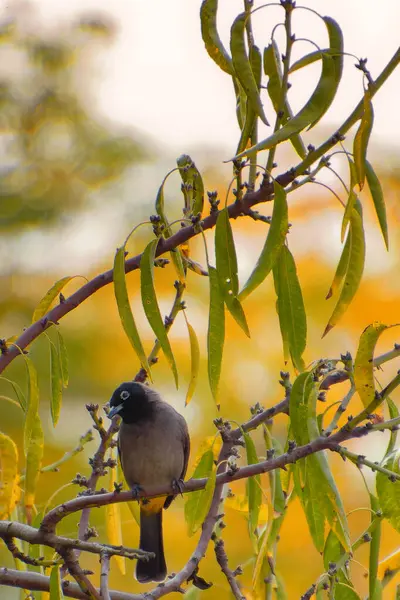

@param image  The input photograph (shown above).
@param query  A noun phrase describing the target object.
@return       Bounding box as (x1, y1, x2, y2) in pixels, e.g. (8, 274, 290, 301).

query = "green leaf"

(25, 413, 44, 524)
(323, 200, 365, 336)
(207, 266, 225, 404)
(376, 449, 400, 533)
(184, 316, 200, 406)
(56, 329, 69, 388)
(0, 432, 19, 520)
(354, 322, 390, 408)
(0, 377, 26, 411)
(326, 231, 351, 299)
(113, 245, 151, 379)
(49, 341, 62, 426)
(273, 245, 307, 372)
(264, 41, 307, 159)
(234, 16, 343, 159)
(243, 431, 262, 546)
(369, 494, 382, 600)
(365, 160, 389, 250)
(239, 181, 288, 301)
(155, 172, 186, 283)
(341, 159, 358, 242)
(323, 530, 352, 587)
(141, 239, 178, 388)
(230, 13, 269, 126)
(236, 45, 262, 155)
(335, 583, 362, 599)
(289, 48, 339, 74)
(353, 89, 374, 191)
(177, 154, 204, 217)
(23, 357, 40, 455)
(32, 276, 74, 323)
(50, 565, 64, 600)
(215, 208, 250, 337)
(184, 449, 216, 536)
(385, 396, 399, 457)
(200, 0, 233, 75)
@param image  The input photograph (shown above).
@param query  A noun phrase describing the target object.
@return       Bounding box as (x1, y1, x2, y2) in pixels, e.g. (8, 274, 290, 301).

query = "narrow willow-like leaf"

(365, 160, 389, 250)
(207, 266, 225, 404)
(177, 154, 204, 217)
(200, 0, 233, 75)
(264, 41, 306, 159)
(341, 159, 358, 242)
(184, 449, 216, 536)
(0, 377, 26, 411)
(354, 322, 395, 408)
(326, 231, 351, 299)
(239, 181, 288, 301)
(335, 584, 362, 599)
(236, 45, 261, 155)
(32, 276, 73, 323)
(386, 396, 399, 457)
(106, 449, 125, 575)
(243, 431, 262, 544)
(113, 245, 151, 379)
(378, 547, 400, 582)
(233, 77, 247, 130)
(49, 341, 62, 426)
(234, 17, 343, 159)
(141, 239, 178, 388)
(49, 566, 64, 600)
(289, 48, 338, 74)
(25, 413, 44, 524)
(215, 208, 250, 336)
(353, 89, 374, 190)
(273, 245, 307, 372)
(23, 357, 40, 455)
(323, 530, 352, 588)
(369, 494, 382, 600)
(155, 173, 186, 283)
(230, 13, 269, 126)
(0, 432, 20, 520)
(323, 201, 365, 337)
(184, 316, 200, 406)
(56, 329, 69, 388)
(377, 449, 400, 533)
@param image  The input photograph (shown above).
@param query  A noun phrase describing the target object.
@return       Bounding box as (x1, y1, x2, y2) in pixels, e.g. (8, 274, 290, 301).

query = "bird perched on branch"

(108, 381, 190, 583)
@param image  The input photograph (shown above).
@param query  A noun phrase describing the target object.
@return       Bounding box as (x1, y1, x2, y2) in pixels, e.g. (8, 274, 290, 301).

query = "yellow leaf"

(106, 448, 125, 575)
(378, 547, 400, 580)
(25, 414, 44, 525)
(0, 432, 20, 520)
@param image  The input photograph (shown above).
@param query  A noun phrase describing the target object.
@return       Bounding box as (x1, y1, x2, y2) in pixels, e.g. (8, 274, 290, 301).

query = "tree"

(1, 0, 400, 598)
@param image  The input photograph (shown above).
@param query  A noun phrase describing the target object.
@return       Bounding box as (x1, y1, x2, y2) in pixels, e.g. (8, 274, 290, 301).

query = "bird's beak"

(108, 404, 123, 419)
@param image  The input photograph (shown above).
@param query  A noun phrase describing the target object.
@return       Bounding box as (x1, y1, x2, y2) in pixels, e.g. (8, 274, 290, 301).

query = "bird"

(107, 381, 190, 583)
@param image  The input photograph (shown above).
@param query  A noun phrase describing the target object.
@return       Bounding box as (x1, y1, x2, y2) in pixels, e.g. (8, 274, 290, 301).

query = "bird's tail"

(136, 508, 167, 583)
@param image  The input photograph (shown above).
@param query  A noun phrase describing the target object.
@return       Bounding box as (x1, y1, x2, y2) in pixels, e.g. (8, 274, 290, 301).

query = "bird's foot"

(171, 478, 185, 497)
(131, 483, 144, 500)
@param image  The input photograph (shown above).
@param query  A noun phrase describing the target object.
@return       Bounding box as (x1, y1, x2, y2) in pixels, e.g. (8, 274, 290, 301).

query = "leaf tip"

(322, 323, 334, 338)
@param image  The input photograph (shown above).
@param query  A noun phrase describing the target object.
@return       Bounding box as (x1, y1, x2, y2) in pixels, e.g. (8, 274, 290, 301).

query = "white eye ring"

(120, 390, 130, 400)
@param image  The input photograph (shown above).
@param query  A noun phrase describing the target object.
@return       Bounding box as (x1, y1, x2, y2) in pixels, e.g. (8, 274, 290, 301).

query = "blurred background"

(1, 0, 400, 598)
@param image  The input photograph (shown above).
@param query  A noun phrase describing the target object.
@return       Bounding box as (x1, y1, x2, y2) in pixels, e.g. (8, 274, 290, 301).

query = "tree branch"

(100, 554, 111, 600)
(214, 538, 244, 600)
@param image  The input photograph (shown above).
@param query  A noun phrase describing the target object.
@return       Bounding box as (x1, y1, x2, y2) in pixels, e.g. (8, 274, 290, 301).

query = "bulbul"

(108, 381, 190, 583)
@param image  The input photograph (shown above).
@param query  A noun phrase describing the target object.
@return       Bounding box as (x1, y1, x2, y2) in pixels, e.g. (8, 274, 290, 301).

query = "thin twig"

(60, 548, 101, 600)
(214, 538, 245, 600)
(100, 554, 111, 600)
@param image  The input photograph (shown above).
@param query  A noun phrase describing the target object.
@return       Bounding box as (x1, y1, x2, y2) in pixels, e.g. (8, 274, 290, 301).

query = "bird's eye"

(120, 390, 130, 400)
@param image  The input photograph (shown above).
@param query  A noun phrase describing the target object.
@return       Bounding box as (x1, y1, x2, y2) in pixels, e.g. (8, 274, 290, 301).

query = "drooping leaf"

(113, 245, 151, 379)
(106, 448, 125, 575)
(323, 530, 352, 588)
(365, 160, 389, 250)
(341, 159, 358, 242)
(230, 13, 269, 126)
(200, 0, 233, 75)
(32, 276, 74, 323)
(236, 45, 261, 155)
(49, 566, 64, 600)
(234, 17, 343, 159)
(177, 154, 204, 217)
(239, 181, 288, 301)
(264, 41, 306, 159)
(323, 200, 365, 336)
(376, 449, 400, 533)
(207, 266, 225, 404)
(354, 322, 391, 408)
(243, 431, 262, 545)
(56, 329, 69, 388)
(326, 231, 351, 299)
(23, 357, 40, 455)
(24, 413, 44, 524)
(369, 494, 382, 600)
(289, 48, 339, 74)
(184, 315, 200, 406)
(0, 432, 20, 520)
(184, 449, 216, 536)
(215, 208, 249, 336)
(140, 239, 178, 387)
(49, 341, 62, 427)
(155, 170, 186, 283)
(353, 89, 374, 190)
(385, 396, 399, 457)
(273, 245, 307, 372)
(0, 377, 26, 411)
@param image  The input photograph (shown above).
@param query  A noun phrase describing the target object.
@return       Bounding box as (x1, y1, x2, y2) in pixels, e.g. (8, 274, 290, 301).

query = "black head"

(108, 381, 155, 424)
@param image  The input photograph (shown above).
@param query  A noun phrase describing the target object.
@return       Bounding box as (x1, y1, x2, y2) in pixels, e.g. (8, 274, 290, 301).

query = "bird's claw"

(172, 478, 185, 497)
(131, 484, 144, 500)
